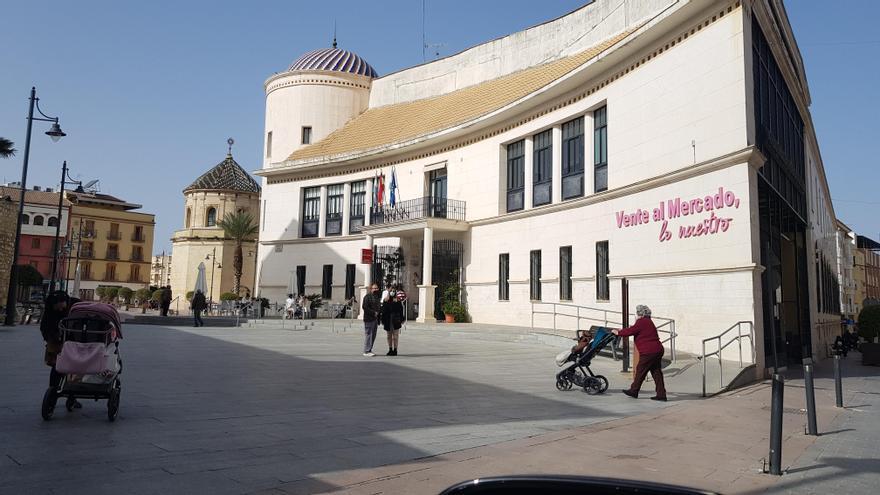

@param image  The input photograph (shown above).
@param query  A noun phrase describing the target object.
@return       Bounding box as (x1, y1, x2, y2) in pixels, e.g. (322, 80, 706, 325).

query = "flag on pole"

(390, 167, 398, 207)
(372, 172, 379, 211)
(377, 172, 385, 207)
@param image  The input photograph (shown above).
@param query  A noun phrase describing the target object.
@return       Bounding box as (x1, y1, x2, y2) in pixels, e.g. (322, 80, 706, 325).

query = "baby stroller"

(555, 327, 617, 394)
(41, 302, 124, 422)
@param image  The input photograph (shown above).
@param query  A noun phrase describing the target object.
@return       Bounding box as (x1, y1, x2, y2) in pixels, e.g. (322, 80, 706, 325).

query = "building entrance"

(428, 239, 463, 320)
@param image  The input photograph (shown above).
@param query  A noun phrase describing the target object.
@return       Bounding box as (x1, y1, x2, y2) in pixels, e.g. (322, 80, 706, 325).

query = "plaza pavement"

(0, 323, 876, 494)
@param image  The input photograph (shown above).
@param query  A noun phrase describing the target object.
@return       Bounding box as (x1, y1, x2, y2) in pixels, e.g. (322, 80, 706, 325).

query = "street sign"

(361, 248, 373, 264)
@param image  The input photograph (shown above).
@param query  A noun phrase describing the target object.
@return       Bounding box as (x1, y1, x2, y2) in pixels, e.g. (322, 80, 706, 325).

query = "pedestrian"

(191, 289, 207, 327)
(285, 293, 296, 319)
(362, 283, 382, 357)
(381, 288, 405, 355)
(40, 291, 81, 410)
(160, 286, 173, 316)
(613, 304, 667, 401)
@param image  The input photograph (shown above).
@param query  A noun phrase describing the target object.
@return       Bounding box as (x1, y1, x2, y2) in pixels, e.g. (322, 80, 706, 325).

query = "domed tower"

(262, 41, 377, 167)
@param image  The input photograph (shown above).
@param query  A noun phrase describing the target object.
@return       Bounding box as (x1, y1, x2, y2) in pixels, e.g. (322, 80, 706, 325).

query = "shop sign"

(615, 187, 742, 243)
(361, 248, 373, 264)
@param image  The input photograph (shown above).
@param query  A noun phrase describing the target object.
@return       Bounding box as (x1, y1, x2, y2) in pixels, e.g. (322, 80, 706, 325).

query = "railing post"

(702, 341, 707, 397)
(738, 323, 743, 368)
(530, 302, 534, 331)
(803, 358, 818, 436)
(671, 321, 676, 362)
(553, 307, 556, 332)
(768, 373, 784, 476)
(833, 354, 844, 408)
(719, 337, 724, 390)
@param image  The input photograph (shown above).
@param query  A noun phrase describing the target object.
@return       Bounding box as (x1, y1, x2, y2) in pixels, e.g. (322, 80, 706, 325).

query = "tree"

(858, 305, 880, 342)
(0, 137, 15, 159)
(118, 287, 134, 304)
(216, 211, 258, 295)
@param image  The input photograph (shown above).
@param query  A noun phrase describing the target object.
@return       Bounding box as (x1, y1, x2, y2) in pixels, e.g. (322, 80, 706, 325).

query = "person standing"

(191, 289, 207, 327)
(613, 304, 667, 401)
(40, 291, 80, 410)
(381, 290, 405, 356)
(362, 284, 382, 357)
(160, 286, 173, 316)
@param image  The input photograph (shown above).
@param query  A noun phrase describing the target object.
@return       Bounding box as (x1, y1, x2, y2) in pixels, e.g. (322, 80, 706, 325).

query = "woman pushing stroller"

(613, 304, 667, 401)
(40, 291, 81, 410)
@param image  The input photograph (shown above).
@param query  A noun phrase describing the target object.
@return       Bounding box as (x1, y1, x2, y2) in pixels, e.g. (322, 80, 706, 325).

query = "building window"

(295, 265, 306, 296)
(81, 242, 94, 258)
(530, 250, 542, 301)
(107, 244, 119, 260)
(499, 253, 510, 301)
(133, 225, 144, 242)
(31, 238, 41, 249)
(21, 214, 29, 225)
(325, 184, 343, 236)
(322, 264, 333, 299)
(302, 126, 312, 145)
(206, 207, 217, 227)
(302, 187, 320, 237)
(81, 262, 91, 279)
(132, 245, 143, 261)
(593, 106, 608, 192)
(109, 223, 120, 240)
(48, 216, 59, 227)
(506, 140, 525, 212)
(130, 264, 141, 282)
(33, 215, 44, 226)
(562, 117, 584, 200)
(266, 131, 273, 158)
(84, 220, 96, 237)
(105, 263, 117, 281)
(560, 246, 572, 301)
(533, 130, 553, 206)
(185, 208, 192, 228)
(596, 241, 609, 301)
(345, 264, 356, 299)
(350, 181, 366, 234)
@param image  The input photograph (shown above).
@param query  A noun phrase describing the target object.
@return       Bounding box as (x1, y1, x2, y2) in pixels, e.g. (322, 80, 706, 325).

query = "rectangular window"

(130, 264, 141, 282)
(560, 246, 572, 301)
(345, 264, 356, 299)
(109, 223, 120, 240)
(325, 184, 344, 236)
(133, 225, 144, 242)
(301, 187, 320, 237)
(106, 264, 116, 281)
(593, 106, 608, 192)
(84, 220, 95, 237)
(562, 117, 584, 200)
(530, 250, 542, 301)
(499, 253, 510, 301)
(322, 264, 333, 299)
(596, 241, 610, 301)
(532, 130, 553, 206)
(31, 238, 40, 249)
(266, 131, 273, 158)
(107, 244, 119, 260)
(302, 126, 312, 145)
(506, 140, 525, 212)
(296, 265, 306, 296)
(132, 246, 143, 261)
(81, 262, 91, 279)
(349, 181, 366, 233)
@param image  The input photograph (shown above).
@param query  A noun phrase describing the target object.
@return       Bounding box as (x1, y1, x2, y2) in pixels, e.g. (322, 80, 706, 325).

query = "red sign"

(361, 248, 373, 264)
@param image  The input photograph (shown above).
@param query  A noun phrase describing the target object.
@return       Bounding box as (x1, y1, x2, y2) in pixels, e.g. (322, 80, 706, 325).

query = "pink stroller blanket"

(55, 341, 107, 375)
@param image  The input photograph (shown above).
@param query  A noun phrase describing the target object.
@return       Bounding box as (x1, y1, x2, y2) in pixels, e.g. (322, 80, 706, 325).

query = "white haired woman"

(612, 304, 667, 401)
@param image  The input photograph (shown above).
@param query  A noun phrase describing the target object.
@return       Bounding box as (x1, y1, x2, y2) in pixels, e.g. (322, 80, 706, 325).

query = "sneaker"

(622, 389, 638, 399)
(650, 396, 668, 402)
(363, 352, 375, 357)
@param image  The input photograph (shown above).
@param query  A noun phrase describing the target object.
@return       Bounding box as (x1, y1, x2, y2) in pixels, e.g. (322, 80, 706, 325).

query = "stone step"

(123, 315, 243, 327)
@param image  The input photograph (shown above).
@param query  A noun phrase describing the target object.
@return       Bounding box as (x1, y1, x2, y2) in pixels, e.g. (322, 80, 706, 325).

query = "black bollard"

(769, 373, 784, 475)
(803, 358, 818, 436)
(833, 354, 843, 408)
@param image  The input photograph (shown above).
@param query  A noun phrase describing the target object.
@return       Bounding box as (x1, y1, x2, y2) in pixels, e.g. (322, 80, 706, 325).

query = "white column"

(365, 234, 374, 286)
(524, 136, 534, 210)
(364, 178, 374, 226)
(584, 112, 594, 196)
(342, 182, 352, 236)
(417, 226, 435, 323)
(318, 185, 327, 237)
(552, 125, 562, 204)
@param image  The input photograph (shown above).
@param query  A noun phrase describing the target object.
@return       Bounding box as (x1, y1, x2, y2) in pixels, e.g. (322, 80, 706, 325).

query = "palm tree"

(217, 211, 259, 295)
(0, 137, 16, 159)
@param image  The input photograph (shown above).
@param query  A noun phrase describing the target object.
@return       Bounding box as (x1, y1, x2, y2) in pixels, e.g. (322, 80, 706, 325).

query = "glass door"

(429, 169, 447, 218)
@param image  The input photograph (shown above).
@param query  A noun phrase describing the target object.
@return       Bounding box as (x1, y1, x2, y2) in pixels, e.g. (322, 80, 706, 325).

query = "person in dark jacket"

(361, 284, 382, 357)
(160, 286, 173, 316)
(613, 304, 667, 401)
(40, 291, 80, 409)
(381, 289, 405, 356)
(191, 289, 207, 327)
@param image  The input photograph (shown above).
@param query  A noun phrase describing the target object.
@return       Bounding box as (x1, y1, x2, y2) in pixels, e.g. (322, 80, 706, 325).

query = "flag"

(377, 172, 385, 207)
(372, 172, 378, 210)
(390, 167, 398, 207)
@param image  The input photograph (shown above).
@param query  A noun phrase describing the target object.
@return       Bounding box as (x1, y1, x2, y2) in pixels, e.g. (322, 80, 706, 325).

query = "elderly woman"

(40, 291, 80, 409)
(612, 304, 667, 401)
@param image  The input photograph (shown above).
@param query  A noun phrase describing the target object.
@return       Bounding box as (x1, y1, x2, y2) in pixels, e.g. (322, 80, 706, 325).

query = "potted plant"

(442, 283, 464, 323)
(305, 293, 323, 319)
(857, 305, 880, 365)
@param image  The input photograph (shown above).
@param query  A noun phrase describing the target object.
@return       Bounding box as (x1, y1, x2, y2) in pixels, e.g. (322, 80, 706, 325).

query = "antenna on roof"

(422, 0, 426, 62)
(333, 20, 337, 48)
(227, 137, 234, 156)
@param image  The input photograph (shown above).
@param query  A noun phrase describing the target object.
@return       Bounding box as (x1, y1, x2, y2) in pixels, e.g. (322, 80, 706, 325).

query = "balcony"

(81, 230, 97, 239)
(107, 231, 122, 241)
(103, 275, 117, 282)
(132, 232, 146, 242)
(80, 250, 94, 259)
(106, 252, 119, 261)
(131, 253, 144, 262)
(369, 197, 466, 226)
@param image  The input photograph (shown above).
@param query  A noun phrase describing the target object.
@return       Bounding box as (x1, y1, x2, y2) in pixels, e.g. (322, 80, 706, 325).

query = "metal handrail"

(530, 301, 677, 361)
(700, 321, 754, 397)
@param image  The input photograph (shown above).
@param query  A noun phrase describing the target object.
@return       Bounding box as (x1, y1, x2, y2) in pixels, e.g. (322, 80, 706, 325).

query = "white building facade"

(256, 0, 841, 372)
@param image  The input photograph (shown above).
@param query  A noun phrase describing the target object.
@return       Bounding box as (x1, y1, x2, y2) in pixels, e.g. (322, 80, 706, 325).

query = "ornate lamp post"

(48, 161, 82, 292)
(205, 248, 221, 313)
(5, 87, 66, 326)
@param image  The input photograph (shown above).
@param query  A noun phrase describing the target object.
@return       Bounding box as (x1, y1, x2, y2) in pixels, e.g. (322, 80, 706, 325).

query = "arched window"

(20, 214, 29, 225)
(47, 216, 59, 227)
(33, 215, 44, 226)
(185, 208, 192, 228)
(206, 207, 217, 227)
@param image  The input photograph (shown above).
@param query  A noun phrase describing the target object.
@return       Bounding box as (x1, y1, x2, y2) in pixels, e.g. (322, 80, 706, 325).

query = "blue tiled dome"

(288, 47, 378, 78)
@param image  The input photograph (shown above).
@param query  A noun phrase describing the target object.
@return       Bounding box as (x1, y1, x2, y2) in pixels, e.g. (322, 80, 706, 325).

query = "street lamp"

(49, 161, 82, 292)
(4, 87, 66, 326)
(205, 248, 221, 312)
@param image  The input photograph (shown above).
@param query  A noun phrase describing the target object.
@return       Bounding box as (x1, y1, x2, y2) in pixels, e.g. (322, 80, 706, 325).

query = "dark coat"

(191, 291, 207, 311)
(161, 287, 173, 304)
(362, 293, 382, 323)
(381, 300, 404, 331)
(40, 294, 78, 343)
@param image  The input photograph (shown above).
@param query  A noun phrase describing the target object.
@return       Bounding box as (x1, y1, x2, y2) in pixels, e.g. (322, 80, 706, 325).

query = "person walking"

(191, 289, 207, 327)
(613, 304, 667, 401)
(381, 290, 405, 356)
(362, 284, 382, 357)
(40, 291, 80, 410)
(160, 286, 173, 316)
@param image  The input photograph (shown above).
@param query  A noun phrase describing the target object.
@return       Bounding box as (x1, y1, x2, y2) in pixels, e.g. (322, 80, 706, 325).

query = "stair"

(123, 315, 243, 327)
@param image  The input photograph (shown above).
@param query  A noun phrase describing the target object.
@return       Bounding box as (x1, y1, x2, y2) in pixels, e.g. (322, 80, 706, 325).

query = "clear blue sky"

(1, 1, 877, 252)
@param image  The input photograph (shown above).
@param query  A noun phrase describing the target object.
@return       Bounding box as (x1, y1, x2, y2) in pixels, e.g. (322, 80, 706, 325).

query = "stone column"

(365, 178, 374, 227)
(318, 185, 328, 237)
(342, 182, 352, 236)
(552, 125, 562, 204)
(524, 136, 534, 210)
(417, 226, 435, 323)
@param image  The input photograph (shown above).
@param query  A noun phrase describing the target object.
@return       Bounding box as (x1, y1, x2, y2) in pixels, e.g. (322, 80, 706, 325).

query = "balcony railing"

(369, 197, 465, 226)
(80, 250, 94, 259)
(81, 230, 97, 238)
(132, 232, 145, 242)
(106, 252, 119, 260)
(107, 232, 122, 241)
(131, 254, 144, 262)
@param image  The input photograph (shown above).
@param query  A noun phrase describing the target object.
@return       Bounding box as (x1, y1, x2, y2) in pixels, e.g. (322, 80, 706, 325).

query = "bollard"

(803, 358, 818, 436)
(833, 354, 843, 408)
(769, 373, 784, 476)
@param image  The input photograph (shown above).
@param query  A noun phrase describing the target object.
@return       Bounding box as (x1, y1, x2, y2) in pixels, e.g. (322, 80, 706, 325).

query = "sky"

(1, 1, 878, 252)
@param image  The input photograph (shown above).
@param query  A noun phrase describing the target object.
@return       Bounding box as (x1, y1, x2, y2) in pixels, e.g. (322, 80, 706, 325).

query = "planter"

(861, 343, 880, 366)
(445, 313, 455, 323)
(310, 308, 318, 319)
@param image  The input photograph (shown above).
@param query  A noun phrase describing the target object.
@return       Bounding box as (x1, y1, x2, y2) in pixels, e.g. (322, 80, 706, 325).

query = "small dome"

(184, 154, 261, 194)
(288, 47, 378, 78)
